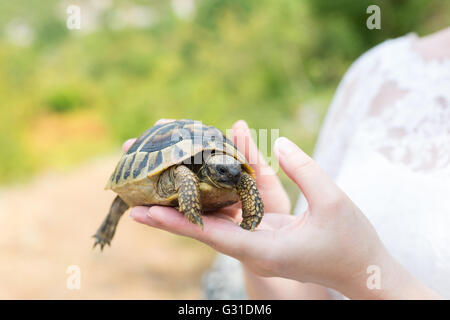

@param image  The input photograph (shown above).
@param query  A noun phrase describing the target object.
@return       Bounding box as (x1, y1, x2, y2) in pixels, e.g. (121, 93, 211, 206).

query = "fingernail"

(122, 138, 136, 152)
(274, 137, 295, 156)
(129, 206, 149, 220)
(235, 120, 249, 131)
(129, 207, 138, 220)
(239, 120, 249, 129)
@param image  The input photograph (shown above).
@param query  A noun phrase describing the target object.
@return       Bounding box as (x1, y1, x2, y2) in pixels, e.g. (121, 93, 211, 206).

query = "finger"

(212, 205, 241, 219)
(259, 213, 297, 229)
(232, 120, 290, 214)
(130, 206, 269, 259)
(274, 137, 342, 210)
(232, 120, 272, 176)
(122, 138, 137, 153)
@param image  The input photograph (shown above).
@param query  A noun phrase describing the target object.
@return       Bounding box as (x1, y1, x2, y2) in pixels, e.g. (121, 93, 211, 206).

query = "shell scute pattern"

(106, 120, 250, 189)
(123, 153, 136, 180)
(125, 123, 164, 155)
(132, 152, 149, 179)
(139, 122, 182, 153)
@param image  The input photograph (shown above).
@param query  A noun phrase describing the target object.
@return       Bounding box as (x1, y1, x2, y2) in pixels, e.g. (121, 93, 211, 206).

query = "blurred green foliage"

(0, 0, 448, 195)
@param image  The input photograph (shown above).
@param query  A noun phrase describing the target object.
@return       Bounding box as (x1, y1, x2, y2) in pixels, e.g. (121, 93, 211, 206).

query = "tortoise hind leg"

(174, 165, 204, 229)
(93, 195, 129, 250)
(237, 171, 264, 230)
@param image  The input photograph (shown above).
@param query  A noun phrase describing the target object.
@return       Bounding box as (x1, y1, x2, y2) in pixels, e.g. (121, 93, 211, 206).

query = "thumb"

(273, 137, 342, 210)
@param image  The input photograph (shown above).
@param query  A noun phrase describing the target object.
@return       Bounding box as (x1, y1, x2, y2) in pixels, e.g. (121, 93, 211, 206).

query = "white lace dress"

(205, 33, 450, 299)
(297, 32, 450, 298)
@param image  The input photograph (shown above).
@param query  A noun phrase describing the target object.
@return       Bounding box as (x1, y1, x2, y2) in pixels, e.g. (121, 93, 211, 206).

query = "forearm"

(243, 266, 330, 300)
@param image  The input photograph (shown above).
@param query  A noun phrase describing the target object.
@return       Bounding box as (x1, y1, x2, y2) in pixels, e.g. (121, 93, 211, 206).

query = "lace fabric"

(313, 33, 450, 178)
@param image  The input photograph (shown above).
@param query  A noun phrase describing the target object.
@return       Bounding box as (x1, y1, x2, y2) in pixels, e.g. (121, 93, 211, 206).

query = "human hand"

(127, 119, 438, 299)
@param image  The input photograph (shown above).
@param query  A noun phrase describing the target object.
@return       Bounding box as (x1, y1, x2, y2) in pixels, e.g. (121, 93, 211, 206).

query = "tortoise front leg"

(237, 171, 264, 230)
(93, 195, 129, 250)
(174, 165, 204, 229)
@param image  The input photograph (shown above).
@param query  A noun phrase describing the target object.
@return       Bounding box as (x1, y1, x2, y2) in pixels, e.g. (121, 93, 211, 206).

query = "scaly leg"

(237, 171, 264, 230)
(174, 165, 203, 229)
(93, 195, 129, 250)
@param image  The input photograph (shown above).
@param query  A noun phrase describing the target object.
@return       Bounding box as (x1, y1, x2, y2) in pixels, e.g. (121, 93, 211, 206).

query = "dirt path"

(0, 155, 216, 299)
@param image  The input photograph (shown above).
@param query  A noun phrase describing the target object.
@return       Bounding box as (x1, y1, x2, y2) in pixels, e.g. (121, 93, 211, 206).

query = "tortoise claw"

(185, 212, 204, 230)
(196, 217, 204, 231)
(92, 234, 110, 251)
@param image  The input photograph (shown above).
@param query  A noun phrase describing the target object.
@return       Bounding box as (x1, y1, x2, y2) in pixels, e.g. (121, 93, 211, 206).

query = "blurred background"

(0, 0, 448, 299)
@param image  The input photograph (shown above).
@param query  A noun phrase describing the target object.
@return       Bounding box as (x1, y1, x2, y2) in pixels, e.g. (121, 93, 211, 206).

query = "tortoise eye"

(217, 166, 226, 174)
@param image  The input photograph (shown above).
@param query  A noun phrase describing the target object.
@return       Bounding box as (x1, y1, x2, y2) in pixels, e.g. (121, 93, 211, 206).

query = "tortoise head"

(199, 153, 242, 189)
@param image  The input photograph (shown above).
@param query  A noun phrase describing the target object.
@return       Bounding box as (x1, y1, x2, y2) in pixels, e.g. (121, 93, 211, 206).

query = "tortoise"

(93, 119, 264, 249)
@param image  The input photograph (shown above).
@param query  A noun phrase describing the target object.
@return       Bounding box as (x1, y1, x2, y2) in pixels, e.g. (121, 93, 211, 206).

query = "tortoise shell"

(93, 120, 264, 250)
(105, 119, 253, 208)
